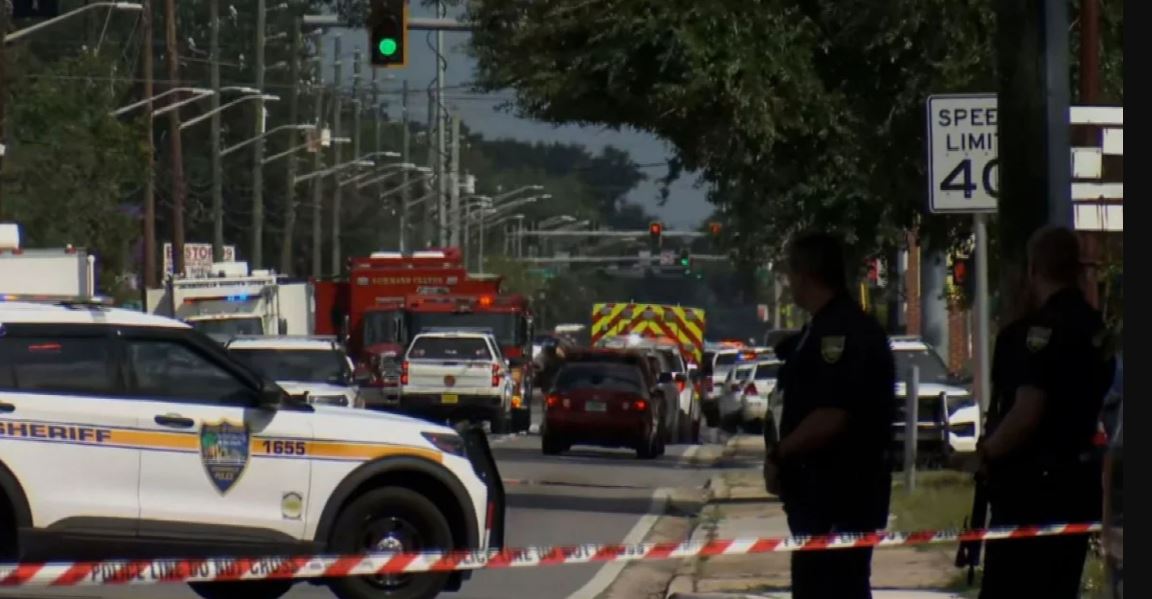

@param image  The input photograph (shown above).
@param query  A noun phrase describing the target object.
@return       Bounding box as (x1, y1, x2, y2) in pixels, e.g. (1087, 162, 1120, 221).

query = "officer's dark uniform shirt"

(996, 287, 1114, 471)
(774, 292, 895, 528)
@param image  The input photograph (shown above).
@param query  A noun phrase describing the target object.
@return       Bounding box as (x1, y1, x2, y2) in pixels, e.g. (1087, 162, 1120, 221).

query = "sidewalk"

(665, 435, 964, 599)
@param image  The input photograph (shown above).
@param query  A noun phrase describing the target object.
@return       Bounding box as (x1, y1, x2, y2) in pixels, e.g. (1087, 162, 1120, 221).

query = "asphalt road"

(0, 406, 720, 599)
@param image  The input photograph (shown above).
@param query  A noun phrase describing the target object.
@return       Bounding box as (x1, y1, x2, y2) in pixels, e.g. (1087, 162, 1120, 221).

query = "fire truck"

(313, 249, 503, 406)
(404, 293, 535, 432)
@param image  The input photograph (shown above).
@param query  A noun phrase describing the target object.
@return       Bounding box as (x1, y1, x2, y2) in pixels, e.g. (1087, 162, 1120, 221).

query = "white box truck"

(0, 223, 97, 297)
(145, 261, 312, 341)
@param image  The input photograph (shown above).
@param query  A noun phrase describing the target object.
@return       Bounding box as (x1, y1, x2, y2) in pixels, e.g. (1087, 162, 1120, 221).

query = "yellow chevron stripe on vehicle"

(588, 302, 706, 364)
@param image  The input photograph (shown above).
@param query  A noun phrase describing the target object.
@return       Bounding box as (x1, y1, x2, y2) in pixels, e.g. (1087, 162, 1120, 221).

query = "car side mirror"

(658, 372, 673, 384)
(257, 380, 285, 408)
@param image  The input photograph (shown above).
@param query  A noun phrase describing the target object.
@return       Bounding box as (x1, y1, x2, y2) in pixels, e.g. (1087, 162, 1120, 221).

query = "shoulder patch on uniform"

(821, 336, 846, 363)
(1026, 326, 1052, 353)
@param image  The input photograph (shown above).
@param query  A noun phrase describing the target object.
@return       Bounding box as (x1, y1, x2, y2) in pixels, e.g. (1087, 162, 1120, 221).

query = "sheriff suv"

(0, 297, 505, 599)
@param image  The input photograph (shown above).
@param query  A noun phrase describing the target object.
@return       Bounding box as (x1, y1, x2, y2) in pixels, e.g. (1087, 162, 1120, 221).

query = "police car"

(225, 335, 364, 409)
(0, 296, 505, 599)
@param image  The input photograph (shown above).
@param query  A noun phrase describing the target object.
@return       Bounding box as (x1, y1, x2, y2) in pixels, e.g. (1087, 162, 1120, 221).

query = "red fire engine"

(404, 292, 535, 431)
(312, 249, 502, 403)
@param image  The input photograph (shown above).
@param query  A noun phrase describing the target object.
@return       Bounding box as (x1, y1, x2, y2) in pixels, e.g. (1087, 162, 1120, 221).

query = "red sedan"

(541, 350, 666, 459)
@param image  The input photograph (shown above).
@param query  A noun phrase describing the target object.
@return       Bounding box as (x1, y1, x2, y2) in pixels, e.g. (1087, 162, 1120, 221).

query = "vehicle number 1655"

(262, 440, 307, 455)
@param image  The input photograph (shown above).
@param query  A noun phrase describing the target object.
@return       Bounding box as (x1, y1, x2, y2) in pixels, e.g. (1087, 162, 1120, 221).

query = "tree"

(461, 0, 1122, 274)
(2, 51, 147, 295)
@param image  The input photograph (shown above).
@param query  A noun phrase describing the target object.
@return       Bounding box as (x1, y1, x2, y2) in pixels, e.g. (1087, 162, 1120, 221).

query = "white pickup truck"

(400, 332, 515, 433)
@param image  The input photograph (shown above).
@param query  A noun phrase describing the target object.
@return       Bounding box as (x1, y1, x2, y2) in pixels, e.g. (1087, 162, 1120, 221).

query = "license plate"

(442, 394, 459, 404)
(585, 401, 606, 412)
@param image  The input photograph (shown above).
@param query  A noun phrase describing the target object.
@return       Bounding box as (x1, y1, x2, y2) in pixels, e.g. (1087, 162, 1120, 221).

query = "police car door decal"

(199, 419, 251, 493)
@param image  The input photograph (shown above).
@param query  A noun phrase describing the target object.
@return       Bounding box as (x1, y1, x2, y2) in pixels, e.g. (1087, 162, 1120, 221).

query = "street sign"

(926, 94, 999, 213)
(163, 243, 237, 278)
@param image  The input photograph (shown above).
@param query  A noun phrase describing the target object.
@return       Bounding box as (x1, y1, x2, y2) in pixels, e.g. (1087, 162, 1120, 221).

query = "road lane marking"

(564, 487, 672, 599)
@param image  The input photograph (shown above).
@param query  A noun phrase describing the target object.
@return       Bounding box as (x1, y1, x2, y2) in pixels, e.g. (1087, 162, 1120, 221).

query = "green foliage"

(464, 0, 1123, 265)
(2, 51, 147, 293)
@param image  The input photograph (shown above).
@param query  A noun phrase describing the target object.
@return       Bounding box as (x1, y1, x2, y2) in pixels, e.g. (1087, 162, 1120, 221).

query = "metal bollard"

(904, 365, 920, 491)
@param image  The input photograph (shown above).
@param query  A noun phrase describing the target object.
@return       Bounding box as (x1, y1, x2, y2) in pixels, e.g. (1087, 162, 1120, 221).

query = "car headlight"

(947, 394, 976, 416)
(421, 431, 466, 457)
(949, 422, 976, 437)
(309, 395, 349, 407)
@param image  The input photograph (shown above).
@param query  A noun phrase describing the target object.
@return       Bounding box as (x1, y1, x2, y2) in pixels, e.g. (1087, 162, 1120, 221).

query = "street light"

(180, 94, 280, 130)
(492, 184, 545, 205)
(292, 159, 376, 186)
(221, 124, 317, 157)
(4, 2, 143, 44)
(263, 134, 351, 165)
(353, 164, 428, 189)
(111, 87, 212, 117)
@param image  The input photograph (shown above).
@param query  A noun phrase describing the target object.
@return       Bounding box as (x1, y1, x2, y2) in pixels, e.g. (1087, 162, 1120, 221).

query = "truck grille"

(893, 394, 947, 425)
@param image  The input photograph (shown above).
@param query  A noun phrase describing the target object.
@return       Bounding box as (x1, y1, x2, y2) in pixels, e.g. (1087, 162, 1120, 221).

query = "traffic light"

(648, 221, 663, 247)
(708, 222, 722, 236)
(678, 248, 692, 272)
(952, 255, 974, 296)
(368, 0, 407, 68)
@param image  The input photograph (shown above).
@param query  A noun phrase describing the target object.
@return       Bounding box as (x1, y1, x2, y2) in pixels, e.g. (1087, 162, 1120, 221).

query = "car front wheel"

(327, 487, 454, 599)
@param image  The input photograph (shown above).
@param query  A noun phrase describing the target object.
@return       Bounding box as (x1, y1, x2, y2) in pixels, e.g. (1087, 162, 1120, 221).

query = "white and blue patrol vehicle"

(0, 296, 505, 599)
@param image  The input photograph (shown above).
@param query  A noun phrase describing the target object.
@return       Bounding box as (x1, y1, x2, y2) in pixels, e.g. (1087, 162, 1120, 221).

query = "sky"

(315, 3, 713, 230)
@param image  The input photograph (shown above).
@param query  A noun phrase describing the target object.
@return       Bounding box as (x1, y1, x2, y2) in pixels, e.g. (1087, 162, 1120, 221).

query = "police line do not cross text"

(927, 94, 999, 214)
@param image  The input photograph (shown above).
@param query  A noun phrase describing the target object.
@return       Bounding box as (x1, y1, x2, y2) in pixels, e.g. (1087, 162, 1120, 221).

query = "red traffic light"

(953, 259, 968, 284)
(649, 222, 663, 236)
(709, 222, 722, 235)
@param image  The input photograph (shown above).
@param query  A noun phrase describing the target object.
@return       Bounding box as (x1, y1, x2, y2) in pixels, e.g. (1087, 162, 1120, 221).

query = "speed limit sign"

(926, 94, 999, 213)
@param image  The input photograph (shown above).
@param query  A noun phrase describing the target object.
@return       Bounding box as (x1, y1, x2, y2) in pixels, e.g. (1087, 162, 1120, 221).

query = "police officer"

(978, 226, 1115, 599)
(763, 232, 895, 599)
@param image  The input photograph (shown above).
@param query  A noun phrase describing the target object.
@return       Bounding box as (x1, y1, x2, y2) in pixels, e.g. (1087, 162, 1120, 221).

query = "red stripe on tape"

(0, 563, 42, 586)
(0, 523, 1103, 587)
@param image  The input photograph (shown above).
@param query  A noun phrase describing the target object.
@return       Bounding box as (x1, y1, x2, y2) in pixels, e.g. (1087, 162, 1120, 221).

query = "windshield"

(230, 348, 348, 384)
(554, 363, 644, 394)
(362, 310, 403, 346)
(408, 337, 493, 361)
(190, 317, 263, 337)
(754, 362, 781, 380)
(894, 348, 951, 384)
(407, 312, 524, 348)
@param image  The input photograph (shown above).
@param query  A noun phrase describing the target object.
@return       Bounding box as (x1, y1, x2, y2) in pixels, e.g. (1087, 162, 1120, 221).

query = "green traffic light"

(378, 37, 398, 57)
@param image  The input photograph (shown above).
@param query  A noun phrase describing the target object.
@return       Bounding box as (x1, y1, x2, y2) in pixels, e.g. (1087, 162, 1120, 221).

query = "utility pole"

(329, 36, 343, 276)
(995, 1, 1071, 319)
(399, 80, 410, 252)
(0, 1, 8, 217)
(251, 0, 267, 268)
(449, 112, 461, 247)
(434, 0, 447, 247)
(371, 69, 384, 249)
(309, 68, 325, 277)
(141, 0, 157, 288)
(279, 21, 302, 275)
(1078, 0, 1102, 308)
(209, 0, 224, 261)
(164, 0, 188, 276)
(345, 48, 361, 262)
(424, 85, 435, 247)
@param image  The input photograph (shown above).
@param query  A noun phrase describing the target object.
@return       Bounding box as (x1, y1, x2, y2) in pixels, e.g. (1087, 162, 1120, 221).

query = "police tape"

(0, 523, 1101, 587)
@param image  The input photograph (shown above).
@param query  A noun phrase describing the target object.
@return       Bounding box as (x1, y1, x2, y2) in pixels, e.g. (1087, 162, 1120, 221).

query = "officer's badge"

(820, 336, 846, 364)
(200, 420, 250, 494)
(1026, 326, 1052, 353)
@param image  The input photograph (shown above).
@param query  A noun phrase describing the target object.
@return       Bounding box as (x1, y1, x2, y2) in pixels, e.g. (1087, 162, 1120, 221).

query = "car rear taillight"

(491, 363, 502, 387)
(546, 394, 559, 409)
(676, 379, 686, 393)
(627, 399, 648, 411)
(743, 383, 757, 396)
(400, 361, 409, 386)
